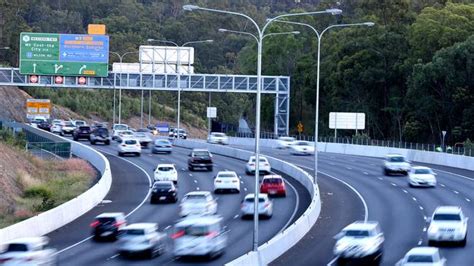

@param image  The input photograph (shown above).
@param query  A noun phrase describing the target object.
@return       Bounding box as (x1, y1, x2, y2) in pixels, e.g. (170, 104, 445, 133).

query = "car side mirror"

(333, 232, 344, 240)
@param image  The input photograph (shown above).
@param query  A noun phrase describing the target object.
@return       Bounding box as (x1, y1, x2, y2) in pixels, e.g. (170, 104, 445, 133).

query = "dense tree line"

(0, 0, 472, 145)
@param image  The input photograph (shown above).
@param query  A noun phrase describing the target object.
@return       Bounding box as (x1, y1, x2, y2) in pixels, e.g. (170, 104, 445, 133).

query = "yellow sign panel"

(26, 99, 51, 119)
(83, 70, 96, 75)
(297, 121, 304, 133)
(88, 24, 106, 35)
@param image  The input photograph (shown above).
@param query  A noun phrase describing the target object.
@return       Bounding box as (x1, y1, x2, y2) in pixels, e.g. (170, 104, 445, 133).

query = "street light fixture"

(184, 4, 339, 254)
(272, 19, 374, 184)
(147, 38, 213, 138)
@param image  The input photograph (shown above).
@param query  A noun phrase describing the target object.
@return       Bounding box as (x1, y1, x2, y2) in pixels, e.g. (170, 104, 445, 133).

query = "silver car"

(240, 193, 273, 219)
(0, 237, 57, 265)
(152, 139, 173, 154)
(118, 223, 166, 259)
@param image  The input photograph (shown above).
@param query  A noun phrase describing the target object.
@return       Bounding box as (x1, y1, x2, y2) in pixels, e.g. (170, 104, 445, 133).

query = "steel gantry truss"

(0, 67, 290, 135)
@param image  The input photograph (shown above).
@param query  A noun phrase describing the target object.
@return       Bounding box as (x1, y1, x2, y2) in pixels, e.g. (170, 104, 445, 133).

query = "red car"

(260, 175, 286, 197)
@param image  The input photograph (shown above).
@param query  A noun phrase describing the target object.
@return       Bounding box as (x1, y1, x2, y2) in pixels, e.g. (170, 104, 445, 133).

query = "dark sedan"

(73, 126, 92, 141)
(150, 181, 178, 204)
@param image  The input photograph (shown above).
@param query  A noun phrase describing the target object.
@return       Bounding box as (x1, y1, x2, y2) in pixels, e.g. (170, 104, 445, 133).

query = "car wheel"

(136, 153, 141, 157)
(428, 240, 436, 246)
(336, 257, 347, 266)
(207, 166, 213, 172)
(91, 140, 96, 145)
(105, 140, 110, 145)
(118, 152, 123, 157)
(73, 137, 78, 141)
(409, 183, 414, 188)
(383, 169, 390, 176)
(460, 234, 467, 247)
(188, 166, 194, 171)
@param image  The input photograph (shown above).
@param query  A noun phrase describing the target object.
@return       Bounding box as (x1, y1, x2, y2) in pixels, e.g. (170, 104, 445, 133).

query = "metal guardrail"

(26, 142, 70, 159)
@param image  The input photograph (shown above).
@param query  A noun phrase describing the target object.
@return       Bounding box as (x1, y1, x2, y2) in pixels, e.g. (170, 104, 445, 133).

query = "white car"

(0, 237, 57, 265)
(60, 121, 76, 136)
(134, 132, 152, 148)
(276, 136, 295, 149)
(112, 123, 129, 140)
(383, 154, 411, 175)
(289, 141, 315, 155)
(240, 193, 273, 219)
(116, 130, 134, 142)
(73, 120, 86, 127)
(179, 191, 217, 217)
(245, 155, 271, 175)
(172, 215, 227, 258)
(50, 122, 63, 134)
(214, 171, 240, 193)
(207, 132, 229, 145)
(154, 164, 178, 184)
(118, 139, 141, 157)
(333, 221, 384, 265)
(118, 223, 166, 258)
(51, 119, 62, 125)
(396, 247, 446, 266)
(408, 166, 437, 187)
(428, 206, 468, 246)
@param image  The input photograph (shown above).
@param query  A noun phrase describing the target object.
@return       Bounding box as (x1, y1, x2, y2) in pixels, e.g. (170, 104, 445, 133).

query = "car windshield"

(135, 133, 146, 137)
(218, 173, 236, 178)
(178, 129, 186, 133)
(114, 125, 128, 130)
(245, 197, 266, 203)
(184, 195, 207, 201)
(124, 140, 137, 145)
(96, 128, 108, 134)
(65, 122, 74, 126)
(407, 255, 434, 262)
(153, 183, 172, 189)
(251, 158, 267, 163)
(155, 140, 170, 145)
(344, 230, 370, 237)
(194, 151, 209, 157)
(158, 166, 174, 171)
(295, 142, 310, 146)
(389, 156, 404, 162)
(212, 133, 225, 137)
(122, 131, 133, 135)
(6, 243, 29, 252)
(79, 126, 90, 130)
(264, 178, 282, 184)
(280, 137, 294, 142)
(124, 229, 145, 236)
(76, 121, 85, 126)
(415, 169, 432, 174)
(97, 217, 116, 224)
(178, 225, 211, 237)
(433, 214, 461, 221)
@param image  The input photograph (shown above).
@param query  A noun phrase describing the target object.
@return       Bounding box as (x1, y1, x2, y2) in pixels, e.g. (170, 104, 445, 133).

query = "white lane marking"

(378, 177, 383, 180)
(320, 171, 369, 222)
(391, 182, 397, 187)
(363, 172, 369, 175)
(278, 175, 300, 233)
(244, 188, 248, 192)
(193, 180, 198, 183)
(164, 225, 171, 230)
(101, 199, 112, 204)
(189, 173, 193, 177)
(233, 214, 239, 219)
(419, 206, 424, 210)
(196, 187, 200, 190)
(329, 162, 336, 166)
(439, 183, 445, 187)
(402, 189, 408, 194)
(466, 198, 471, 202)
(240, 181, 244, 184)
(412, 197, 417, 201)
(346, 167, 352, 170)
(327, 256, 339, 266)
(454, 190, 459, 194)
(423, 227, 427, 232)
(432, 168, 474, 182)
(181, 168, 185, 171)
(424, 216, 428, 221)
(418, 240, 423, 246)
(54, 149, 153, 256)
(106, 254, 119, 260)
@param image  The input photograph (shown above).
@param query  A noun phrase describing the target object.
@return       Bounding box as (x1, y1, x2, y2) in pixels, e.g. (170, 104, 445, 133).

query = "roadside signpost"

(207, 107, 217, 135)
(20, 32, 109, 77)
(329, 112, 365, 138)
(26, 99, 51, 119)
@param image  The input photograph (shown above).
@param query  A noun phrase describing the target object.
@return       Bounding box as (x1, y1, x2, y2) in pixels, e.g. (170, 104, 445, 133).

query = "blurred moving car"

(118, 139, 141, 157)
(333, 221, 384, 265)
(60, 121, 76, 136)
(152, 139, 172, 154)
(383, 154, 411, 176)
(112, 123, 129, 140)
(260, 175, 286, 197)
(408, 166, 437, 187)
(213, 171, 240, 193)
(179, 191, 217, 217)
(207, 132, 229, 145)
(37, 120, 52, 132)
(90, 212, 127, 240)
(51, 119, 62, 125)
(240, 193, 273, 219)
(169, 128, 187, 139)
(50, 122, 63, 134)
(150, 181, 178, 203)
(134, 132, 152, 148)
(188, 149, 213, 171)
(73, 120, 86, 127)
(73, 125, 91, 141)
(289, 141, 315, 155)
(245, 155, 271, 175)
(0, 237, 57, 265)
(89, 127, 111, 145)
(154, 164, 178, 184)
(146, 125, 158, 135)
(115, 130, 134, 142)
(428, 206, 468, 246)
(172, 215, 227, 259)
(118, 223, 166, 259)
(276, 136, 295, 149)
(396, 247, 446, 266)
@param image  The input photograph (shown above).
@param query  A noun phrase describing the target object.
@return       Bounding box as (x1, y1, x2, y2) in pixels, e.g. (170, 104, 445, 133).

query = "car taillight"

(206, 231, 218, 238)
(171, 230, 185, 239)
(250, 163, 255, 166)
(113, 221, 124, 228)
(136, 144, 140, 147)
(90, 220, 100, 227)
(264, 163, 269, 166)
(264, 202, 270, 208)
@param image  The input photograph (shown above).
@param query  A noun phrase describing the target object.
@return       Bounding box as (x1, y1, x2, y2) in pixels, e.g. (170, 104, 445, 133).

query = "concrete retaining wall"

(175, 140, 321, 266)
(0, 131, 112, 243)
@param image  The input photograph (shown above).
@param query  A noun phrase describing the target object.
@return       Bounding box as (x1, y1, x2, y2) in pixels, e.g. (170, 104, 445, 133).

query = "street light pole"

(184, 4, 340, 254)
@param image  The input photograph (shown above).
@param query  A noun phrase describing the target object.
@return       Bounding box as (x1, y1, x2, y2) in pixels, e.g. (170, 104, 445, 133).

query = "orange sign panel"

(26, 99, 51, 119)
(88, 24, 106, 35)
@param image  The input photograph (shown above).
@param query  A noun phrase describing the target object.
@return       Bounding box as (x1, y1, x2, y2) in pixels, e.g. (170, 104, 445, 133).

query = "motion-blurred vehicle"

(73, 126, 91, 141)
(188, 149, 213, 171)
(260, 175, 286, 197)
(169, 128, 187, 139)
(118, 223, 166, 259)
(118, 139, 141, 157)
(245, 155, 271, 175)
(408, 166, 437, 187)
(51, 119, 62, 125)
(207, 132, 229, 145)
(89, 127, 111, 145)
(37, 120, 52, 131)
(60, 121, 76, 136)
(73, 120, 86, 127)
(50, 122, 63, 134)
(115, 130, 134, 142)
(172, 215, 227, 259)
(396, 247, 446, 266)
(276, 136, 295, 149)
(90, 212, 127, 240)
(428, 206, 468, 246)
(152, 139, 172, 154)
(289, 140, 315, 155)
(179, 191, 217, 217)
(0, 237, 57, 265)
(383, 154, 411, 176)
(150, 181, 178, 203)
(240, 193, 273, 219)
(133, 131, 152, 148)
(333, 221, 384, 265)
(112, 123, 129, 140)
(213, 171, 240, 193)
(146, 125, 158, 135)
(154, 164, 178, 184)
(29, 116, 47, 128)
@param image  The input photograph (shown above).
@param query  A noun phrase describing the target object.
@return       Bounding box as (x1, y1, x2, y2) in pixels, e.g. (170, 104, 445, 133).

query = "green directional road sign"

(19, 32, 109, 77)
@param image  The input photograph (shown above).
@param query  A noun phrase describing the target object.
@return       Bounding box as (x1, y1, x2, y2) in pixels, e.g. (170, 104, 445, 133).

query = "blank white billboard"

(329, 112, 365, 130)
(139, 45, 194, 65)
(112, 63, 194, 74)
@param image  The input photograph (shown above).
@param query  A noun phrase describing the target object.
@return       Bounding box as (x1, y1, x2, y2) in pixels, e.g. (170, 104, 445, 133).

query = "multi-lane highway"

(46, 138, 310, 265)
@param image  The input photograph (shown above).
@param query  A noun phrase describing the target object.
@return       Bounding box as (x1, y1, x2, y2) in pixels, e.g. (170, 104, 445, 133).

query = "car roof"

(406, 247, 439, 256)
(434, 206, 462, 214)
(157, 164, 175, 168)
(244, 193, 268, 199)
(386, 154, 405, 158)
(175, 215, 222, 227)
(278, 136, 295, 140)
(96, 212, 125, 218)
(6, 237, 48, 245)
(249, 155, 268, 160)
(263, 174, 283, 179)
(153, 181, 174, 185)
(211, 132, 225, 134)
(217, 171, 237, 176)
(192, 149, 209, 152)
(185, 191, 211, 196)
(122, 223, 157, 230)
(412, 166, 431, 170)
(343, 221, 379, 231)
